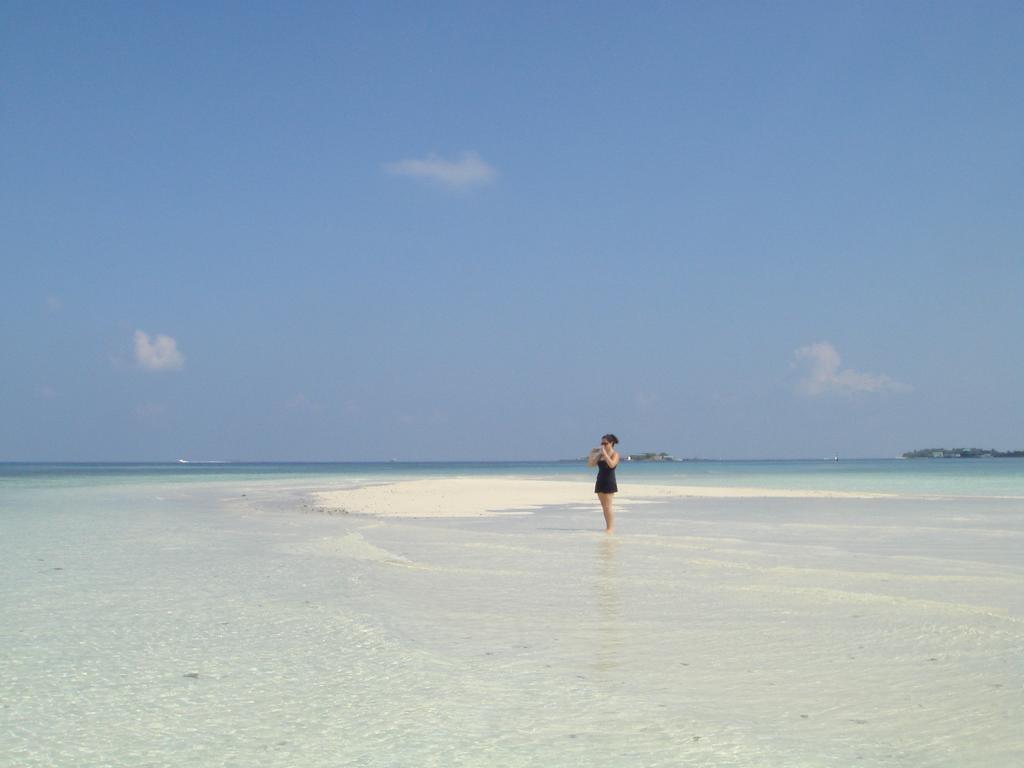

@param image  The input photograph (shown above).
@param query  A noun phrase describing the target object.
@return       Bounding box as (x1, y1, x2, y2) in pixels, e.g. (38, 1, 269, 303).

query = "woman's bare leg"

(598, 492, 615, 533)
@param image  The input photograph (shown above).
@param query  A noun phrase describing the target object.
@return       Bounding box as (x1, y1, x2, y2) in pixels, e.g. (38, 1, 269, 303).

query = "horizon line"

(0, 456, 912, 465)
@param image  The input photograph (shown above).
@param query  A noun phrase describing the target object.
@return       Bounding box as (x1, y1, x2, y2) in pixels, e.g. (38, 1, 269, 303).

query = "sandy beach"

(311, 476, 894, 517)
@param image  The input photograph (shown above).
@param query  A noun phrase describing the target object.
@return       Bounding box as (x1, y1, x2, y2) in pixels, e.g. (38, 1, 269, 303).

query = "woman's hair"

(602, 433, 619, 446)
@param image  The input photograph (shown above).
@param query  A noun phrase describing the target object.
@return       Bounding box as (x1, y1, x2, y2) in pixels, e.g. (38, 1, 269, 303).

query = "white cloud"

(793, 342, 910, 396)
(384, 151, 497, 189)
(134, 330, 185, 372)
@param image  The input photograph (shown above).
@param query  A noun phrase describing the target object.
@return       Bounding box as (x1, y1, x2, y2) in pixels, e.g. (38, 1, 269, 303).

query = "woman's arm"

(601, 445, 620, 468)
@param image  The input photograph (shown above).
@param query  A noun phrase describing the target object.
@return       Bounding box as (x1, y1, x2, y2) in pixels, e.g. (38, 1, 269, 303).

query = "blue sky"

(2, 2, 1022, 460)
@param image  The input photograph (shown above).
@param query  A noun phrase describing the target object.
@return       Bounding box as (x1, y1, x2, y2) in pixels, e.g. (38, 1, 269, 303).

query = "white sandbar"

(312, 476, 892, 517)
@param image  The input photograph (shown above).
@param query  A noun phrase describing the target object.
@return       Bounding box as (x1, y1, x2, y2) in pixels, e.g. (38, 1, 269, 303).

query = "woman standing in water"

(593, 434, 620, 533)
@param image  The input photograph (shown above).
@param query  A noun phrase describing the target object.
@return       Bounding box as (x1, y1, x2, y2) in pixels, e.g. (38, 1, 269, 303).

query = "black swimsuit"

(595, 459, 618, 494)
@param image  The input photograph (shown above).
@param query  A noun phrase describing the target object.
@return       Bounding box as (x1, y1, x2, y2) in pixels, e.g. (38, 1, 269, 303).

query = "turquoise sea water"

(2, 461, 1022, 766)
(3, 458, 1024, 496)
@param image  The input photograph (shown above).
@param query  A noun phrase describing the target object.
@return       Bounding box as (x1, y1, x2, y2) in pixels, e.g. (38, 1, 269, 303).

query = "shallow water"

(2, 467, 1023, 766)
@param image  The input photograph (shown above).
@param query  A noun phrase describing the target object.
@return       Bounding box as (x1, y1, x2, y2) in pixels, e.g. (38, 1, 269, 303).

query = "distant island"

(902, 448, 1024, 459)
(625, 452, 676, 462)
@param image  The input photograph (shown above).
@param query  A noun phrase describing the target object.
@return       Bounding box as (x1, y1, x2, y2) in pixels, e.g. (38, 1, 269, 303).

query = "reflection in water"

(593, 536, 624, 675)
